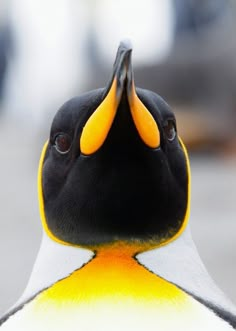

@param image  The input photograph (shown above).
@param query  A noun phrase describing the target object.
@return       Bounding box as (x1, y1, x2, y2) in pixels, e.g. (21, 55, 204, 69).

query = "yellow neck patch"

(6, 243, 226, 330)
(34, 242, 186, 307)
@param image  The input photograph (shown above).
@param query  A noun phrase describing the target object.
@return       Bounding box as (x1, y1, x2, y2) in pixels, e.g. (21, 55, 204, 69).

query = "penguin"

(0, 41, 236, 331)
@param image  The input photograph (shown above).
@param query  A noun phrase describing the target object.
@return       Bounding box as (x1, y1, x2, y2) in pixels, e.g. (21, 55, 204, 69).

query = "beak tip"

(119, 39, 133, 53)
(113, 40, 133, 96)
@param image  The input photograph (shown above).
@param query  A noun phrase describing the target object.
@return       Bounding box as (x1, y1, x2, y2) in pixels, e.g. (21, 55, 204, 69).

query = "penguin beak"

(80, 41, 160, 155)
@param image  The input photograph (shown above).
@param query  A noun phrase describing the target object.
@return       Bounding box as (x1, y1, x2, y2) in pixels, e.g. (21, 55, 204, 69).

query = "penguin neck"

(59, 236, 184, 257)
(17, 226, 236, 318)
(85, 240, 157, 256)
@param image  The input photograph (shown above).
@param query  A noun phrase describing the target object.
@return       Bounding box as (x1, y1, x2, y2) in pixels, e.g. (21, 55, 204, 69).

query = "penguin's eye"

(54, 133, 72, 154)
(164, 120, 176, 142)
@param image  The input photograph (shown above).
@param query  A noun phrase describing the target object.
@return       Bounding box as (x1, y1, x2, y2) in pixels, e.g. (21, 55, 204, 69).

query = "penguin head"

(38, 41, 190, 247)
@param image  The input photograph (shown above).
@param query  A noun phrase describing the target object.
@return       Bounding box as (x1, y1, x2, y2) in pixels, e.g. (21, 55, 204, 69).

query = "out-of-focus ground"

(0, 0, 236, 318)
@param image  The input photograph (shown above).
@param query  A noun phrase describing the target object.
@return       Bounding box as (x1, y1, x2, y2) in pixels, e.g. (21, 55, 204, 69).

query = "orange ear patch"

(80, 79, 120, 155)
(128, 82, 160, 149)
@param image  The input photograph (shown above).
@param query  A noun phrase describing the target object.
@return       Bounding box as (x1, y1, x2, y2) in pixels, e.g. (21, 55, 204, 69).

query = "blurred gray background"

(0, 0, 236, 316)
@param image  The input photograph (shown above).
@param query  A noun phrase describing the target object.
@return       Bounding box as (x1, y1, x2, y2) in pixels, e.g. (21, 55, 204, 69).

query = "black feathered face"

(39, 43, 190, 246)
